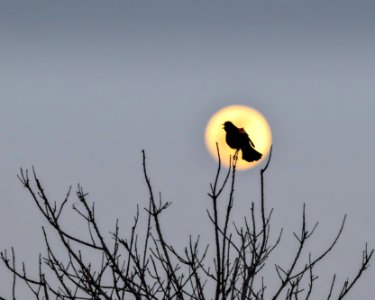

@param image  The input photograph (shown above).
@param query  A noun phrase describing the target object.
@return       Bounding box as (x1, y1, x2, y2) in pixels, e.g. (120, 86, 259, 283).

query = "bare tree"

(1, 147, 373, 299)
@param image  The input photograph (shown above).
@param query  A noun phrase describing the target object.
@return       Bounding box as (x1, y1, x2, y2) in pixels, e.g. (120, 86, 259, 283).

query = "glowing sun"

(205, 105, 272, 170)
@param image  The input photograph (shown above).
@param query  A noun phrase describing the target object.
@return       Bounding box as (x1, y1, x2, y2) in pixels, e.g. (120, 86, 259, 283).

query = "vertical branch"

(220, 150, 238, 299)
(211, 144, 224, 300)
(260, 146, 273, 254)
(142, 150, 184, 300)
(11, 248, 16, 300)
(207, 144, 233, 300)
(326, 275, 336, 300)
(240, 146, 273, 300)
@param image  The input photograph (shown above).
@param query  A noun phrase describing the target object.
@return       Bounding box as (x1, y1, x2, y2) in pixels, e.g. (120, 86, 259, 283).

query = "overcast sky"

(1, 1, 375, 298)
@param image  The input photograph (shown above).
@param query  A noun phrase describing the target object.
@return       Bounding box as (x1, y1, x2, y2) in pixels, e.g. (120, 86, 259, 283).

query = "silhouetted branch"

(1, 147, 372, 299)
(337, 243, 373, 299)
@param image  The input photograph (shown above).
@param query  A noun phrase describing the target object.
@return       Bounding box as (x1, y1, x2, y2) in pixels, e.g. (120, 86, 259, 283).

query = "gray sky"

(1, 1, 375, 298)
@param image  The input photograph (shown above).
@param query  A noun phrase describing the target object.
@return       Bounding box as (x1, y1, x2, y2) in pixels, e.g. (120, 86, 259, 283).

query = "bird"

(223, 121, 262, 162)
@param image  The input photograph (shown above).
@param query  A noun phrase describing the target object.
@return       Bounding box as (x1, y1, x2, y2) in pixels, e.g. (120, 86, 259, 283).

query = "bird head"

(223, 121, 236, 132)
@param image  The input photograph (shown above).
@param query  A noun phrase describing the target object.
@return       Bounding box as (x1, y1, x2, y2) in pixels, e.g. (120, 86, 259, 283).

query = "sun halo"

(205, 105, 272, 170)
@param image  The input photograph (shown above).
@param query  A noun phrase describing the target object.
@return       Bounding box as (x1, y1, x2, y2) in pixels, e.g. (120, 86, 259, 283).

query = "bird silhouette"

(223, 121, 262, 162)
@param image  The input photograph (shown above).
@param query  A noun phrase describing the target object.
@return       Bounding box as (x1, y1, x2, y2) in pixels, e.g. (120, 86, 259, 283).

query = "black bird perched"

(223, 121, 262, 162)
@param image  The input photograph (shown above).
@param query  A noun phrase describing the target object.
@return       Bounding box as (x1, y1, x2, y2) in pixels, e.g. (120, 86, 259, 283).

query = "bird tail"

(241, 143, 262, 162)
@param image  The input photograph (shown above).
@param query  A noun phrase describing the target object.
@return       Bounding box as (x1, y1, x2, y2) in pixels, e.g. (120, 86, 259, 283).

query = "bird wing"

(248, 135, 255, 148)
(239, 128, 256, 147)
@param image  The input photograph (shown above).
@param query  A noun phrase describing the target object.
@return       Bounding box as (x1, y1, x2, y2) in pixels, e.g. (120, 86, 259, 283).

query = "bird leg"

(233, 149, 239, 161)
